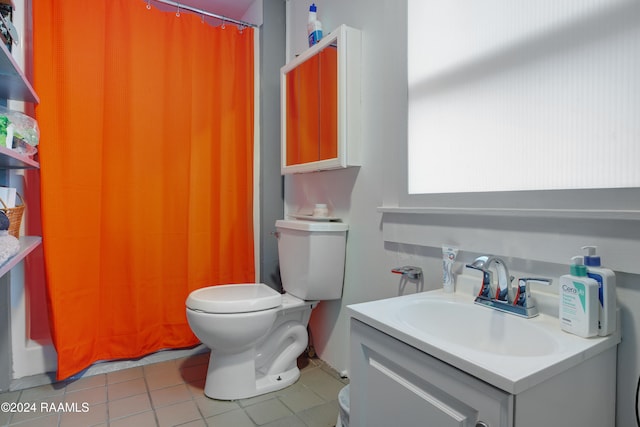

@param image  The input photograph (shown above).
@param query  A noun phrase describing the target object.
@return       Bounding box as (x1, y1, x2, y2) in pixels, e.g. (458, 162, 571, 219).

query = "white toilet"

(186, 219, 348, 400)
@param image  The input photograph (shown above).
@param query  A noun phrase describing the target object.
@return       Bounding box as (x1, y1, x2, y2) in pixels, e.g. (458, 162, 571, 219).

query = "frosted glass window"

(408, 0, 640, 194)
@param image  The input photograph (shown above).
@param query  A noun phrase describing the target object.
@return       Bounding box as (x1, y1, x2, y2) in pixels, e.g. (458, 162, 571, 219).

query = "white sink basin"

(396, 298, 558, 357)
(348, 288, 620, 394)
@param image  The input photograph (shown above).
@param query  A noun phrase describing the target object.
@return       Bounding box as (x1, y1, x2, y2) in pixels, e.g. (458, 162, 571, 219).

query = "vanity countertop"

(348, 284, 620, 394)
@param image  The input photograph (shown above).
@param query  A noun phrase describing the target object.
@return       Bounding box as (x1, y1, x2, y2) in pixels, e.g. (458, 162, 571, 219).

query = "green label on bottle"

(573, 281, 587, 312)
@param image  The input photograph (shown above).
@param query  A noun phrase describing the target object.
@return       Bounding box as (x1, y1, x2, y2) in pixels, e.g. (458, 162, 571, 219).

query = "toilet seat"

(186, 283, 282, 314)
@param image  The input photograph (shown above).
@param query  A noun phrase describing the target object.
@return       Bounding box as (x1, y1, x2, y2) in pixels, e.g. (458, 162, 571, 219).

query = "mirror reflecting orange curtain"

(284, 46, 337, 166)
(318, 47, 337, 161)
(286, 56, 320, 165)
(33, 0, 255, 380)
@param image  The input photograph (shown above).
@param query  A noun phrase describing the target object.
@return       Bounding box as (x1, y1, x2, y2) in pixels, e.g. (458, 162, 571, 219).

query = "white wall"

(283, 1, 640, 425)
(284, 0, 409, 370)
(242, 0, 263, 26)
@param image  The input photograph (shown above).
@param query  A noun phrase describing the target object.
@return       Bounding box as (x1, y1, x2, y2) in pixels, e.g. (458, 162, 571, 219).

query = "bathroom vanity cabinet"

(280, 25, 361, 174)
(350, 318, 617, 427)
(0, 40, 41, 392)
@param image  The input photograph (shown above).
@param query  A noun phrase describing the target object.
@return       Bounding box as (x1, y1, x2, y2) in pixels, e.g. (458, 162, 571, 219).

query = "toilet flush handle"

(391, 266, 422, 280)
(271, 231, 280, 239)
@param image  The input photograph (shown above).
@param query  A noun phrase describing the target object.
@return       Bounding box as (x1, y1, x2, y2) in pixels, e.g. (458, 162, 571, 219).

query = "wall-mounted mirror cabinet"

(281, 25, 361, 174)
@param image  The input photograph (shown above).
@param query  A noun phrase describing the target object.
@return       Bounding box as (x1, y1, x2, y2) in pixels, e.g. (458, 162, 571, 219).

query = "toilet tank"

(276, 219, 348, 300)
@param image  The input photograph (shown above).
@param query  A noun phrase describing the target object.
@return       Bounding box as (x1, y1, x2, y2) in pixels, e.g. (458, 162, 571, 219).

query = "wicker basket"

(0, 193, 24, 238)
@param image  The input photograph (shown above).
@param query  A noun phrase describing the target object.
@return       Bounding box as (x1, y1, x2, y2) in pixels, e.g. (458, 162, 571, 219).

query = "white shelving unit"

(0, 40, 41, 279)
(0, 145, 39, 169)
(0, 236, 40, 277)
(0, 35, 43, 392)
(0, 41, 39, 103)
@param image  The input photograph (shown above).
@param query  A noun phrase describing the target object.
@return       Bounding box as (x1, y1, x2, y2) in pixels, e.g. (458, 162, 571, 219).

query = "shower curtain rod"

(150, 0, 258, 28)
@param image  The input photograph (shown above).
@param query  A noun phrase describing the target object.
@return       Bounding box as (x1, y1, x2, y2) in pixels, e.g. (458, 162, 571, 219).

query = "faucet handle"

(513, 278, 551, 307)
(391, 266, 423, 280)
(495, 275, 515, 303)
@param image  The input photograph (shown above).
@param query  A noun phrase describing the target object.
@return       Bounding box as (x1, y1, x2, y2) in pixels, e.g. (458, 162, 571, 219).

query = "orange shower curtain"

(33, 0, 255, 380)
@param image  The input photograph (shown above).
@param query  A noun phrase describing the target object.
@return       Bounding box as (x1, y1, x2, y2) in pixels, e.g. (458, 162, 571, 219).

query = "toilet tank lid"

(276, 219, 348, 232)
(186, 283, 282, 313)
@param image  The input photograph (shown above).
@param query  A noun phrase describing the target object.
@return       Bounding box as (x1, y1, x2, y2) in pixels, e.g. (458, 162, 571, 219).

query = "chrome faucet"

(465, 255, 513, 303)
(466, 255, 548, 318)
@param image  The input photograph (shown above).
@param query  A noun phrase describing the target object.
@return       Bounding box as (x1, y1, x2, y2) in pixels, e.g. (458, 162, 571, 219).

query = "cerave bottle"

(582, 246, 617, 336)
(559, 256, 598, 338)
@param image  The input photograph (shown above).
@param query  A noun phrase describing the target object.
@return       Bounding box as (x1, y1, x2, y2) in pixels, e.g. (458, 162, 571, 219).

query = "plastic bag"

(0, 105, 39, 147)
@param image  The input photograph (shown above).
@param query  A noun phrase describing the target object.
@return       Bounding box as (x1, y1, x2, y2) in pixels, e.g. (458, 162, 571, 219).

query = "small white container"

(312, 203, 329, 217)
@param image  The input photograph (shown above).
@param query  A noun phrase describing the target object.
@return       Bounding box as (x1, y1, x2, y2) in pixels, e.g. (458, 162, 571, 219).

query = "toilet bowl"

(186, 219, 348, 400)
(186, 284, 318, 400)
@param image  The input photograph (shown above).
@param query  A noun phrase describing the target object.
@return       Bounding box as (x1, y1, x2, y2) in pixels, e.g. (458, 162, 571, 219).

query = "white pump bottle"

(582, 246, 617, 336)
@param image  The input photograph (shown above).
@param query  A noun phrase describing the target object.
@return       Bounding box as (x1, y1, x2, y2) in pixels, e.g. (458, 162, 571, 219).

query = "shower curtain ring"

(146, 0, 151, 10)
(176, 3, 181, 17)
(221, 18, 226, 29)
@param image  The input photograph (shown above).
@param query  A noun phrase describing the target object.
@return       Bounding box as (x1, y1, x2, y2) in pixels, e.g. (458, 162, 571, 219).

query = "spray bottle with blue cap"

(307, 3, 323, 47)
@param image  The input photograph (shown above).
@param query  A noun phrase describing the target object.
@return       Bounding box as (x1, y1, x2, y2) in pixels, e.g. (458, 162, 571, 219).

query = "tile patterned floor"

(0, 353, 348, 427)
